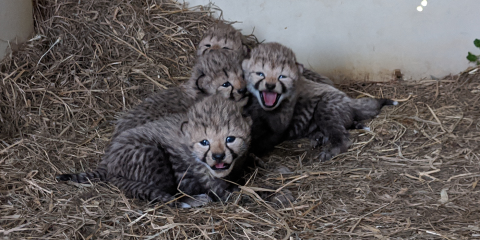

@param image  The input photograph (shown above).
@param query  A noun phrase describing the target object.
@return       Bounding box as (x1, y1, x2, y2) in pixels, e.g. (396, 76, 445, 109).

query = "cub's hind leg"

(317, 125, 350, 162)
(312, 101, 352, 162)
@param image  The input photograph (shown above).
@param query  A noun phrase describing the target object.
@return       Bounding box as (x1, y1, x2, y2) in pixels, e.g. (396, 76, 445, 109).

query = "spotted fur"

(56, 95, 252, 205)
(287, 77, 397, 161)
(197, 21, 247, 57)
(243, 42, 396, 160)
(302, 68, 334, 86)
(112, 49, 247, 138)
(242, 42, 302, 156)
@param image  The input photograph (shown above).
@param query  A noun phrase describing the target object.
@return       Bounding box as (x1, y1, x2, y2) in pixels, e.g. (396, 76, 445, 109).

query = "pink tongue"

(215, 163, 225, 169)
(263, 92, 278, 106)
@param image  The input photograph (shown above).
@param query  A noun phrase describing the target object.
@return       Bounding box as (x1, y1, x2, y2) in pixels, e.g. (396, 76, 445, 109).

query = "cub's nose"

(265, 83, 276, 90)
(212, 153, 226, 162)
(237, 88, 247, 94)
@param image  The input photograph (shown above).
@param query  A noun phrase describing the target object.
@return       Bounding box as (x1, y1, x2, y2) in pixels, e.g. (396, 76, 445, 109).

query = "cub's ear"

(241, 58, 250, 72)
(180, 121, 189, 135)
(242, 45, 248, 57)
(296, 62, 304, 75)
(194, 70, 206, 93)
(245, 116, 253, 127)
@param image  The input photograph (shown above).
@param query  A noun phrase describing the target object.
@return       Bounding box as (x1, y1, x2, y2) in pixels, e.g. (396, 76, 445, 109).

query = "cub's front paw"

(267, 189, 295, 207)
(181, 194, 213, 208)
(318, 142, 350, 162)
(318, 151, 334, 162)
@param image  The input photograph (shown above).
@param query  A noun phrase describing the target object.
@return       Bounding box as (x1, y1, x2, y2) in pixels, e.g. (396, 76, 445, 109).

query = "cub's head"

(188, 49, 248, 103)
(182, 95, 252, 178)
(197, 22, 246, 57)
(242, 42, 303, 111)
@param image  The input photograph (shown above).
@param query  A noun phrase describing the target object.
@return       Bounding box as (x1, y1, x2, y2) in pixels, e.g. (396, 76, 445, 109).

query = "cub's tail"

(56, 167, 107, 184)
(351, 98, 398, 122)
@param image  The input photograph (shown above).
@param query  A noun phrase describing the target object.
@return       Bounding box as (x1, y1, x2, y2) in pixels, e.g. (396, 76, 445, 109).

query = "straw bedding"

(1, 0, 479, 239)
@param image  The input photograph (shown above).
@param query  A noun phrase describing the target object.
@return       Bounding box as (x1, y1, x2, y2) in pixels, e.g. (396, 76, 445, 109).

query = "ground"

(1, 0, 480, 239)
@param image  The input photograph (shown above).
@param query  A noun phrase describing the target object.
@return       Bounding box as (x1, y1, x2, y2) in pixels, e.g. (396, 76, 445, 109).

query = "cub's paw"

(318, 151, 334, 162)
(309, 135, 328, 149)
(274, 165, 293, 175)
(249, 153, 266, 168)
(267, 189, 295, 207)
(319, 141, 350, 162)
(181, 194, 213, 208)
(171, 202, 192, 209)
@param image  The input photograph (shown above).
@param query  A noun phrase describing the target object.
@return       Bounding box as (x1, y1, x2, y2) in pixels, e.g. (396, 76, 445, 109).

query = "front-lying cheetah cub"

(113, 49, 247, 138)
(57, 95, 252, 206)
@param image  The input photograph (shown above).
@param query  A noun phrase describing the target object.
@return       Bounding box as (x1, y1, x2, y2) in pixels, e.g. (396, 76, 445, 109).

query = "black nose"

(265, 83, 276, 90)
(212, 153, 226, 162)
(238, 88, 247, 94)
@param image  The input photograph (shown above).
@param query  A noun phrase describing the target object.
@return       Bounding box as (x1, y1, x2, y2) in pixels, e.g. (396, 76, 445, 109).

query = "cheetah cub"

(57, 94, 252, 207)
(243, 42, 396, 160)
(242, 42, 301, 156)
(113, 49, 247, 138)
(197, 21, 247, 57)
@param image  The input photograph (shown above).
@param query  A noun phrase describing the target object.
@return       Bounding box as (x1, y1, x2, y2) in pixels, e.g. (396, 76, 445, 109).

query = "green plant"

(466, 39, 480, 65)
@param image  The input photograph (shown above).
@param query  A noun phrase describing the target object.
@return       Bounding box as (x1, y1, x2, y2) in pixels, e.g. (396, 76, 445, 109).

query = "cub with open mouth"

(242, 42, 301, 156)
(242, 42, 397, 162)
(243, 43, 299, 111)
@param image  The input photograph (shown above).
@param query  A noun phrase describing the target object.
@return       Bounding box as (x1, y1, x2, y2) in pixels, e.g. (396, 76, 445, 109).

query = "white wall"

(184, 0, 480, 82)
(0, 0, 33, 61)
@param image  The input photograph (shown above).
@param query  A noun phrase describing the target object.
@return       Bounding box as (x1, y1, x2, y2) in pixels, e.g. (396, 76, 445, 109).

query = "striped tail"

(56, 167, 107, 184)
(377, 98, 398, 107)
(351, 97, 398, 122)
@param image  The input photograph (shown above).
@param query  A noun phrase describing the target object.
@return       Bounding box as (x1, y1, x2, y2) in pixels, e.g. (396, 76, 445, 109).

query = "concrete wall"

(185, 0, 480, 82)
(0, 0, 34, 61)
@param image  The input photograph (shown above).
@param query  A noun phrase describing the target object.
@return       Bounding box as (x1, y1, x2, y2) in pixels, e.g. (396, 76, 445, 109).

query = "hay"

(1, 0, 480, 238)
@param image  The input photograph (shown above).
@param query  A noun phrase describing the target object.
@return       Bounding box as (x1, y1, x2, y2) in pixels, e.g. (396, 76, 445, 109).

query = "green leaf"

(474, 39, 480, 48)
(467, 52, 478, 62)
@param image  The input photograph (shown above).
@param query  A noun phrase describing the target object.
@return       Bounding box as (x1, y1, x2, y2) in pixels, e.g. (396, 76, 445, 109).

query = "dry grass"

(1, 0, 480, 239)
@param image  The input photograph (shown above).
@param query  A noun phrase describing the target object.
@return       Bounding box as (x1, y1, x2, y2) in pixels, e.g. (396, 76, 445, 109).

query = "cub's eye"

(278, 75, 287, 79)
(205, 44, 211, 47)
(222, 82, 232, 87)
(199, 140, 210, 146)
(222, 47, 230, 50)
(256, 72, 265, 77)
(226, 136, 236, 143)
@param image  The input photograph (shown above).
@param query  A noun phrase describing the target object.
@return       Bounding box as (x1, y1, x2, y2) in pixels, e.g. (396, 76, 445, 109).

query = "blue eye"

(222, 82, 232, 87)
(200, 140, 210, 146)
(278, 75, 287, 79)
(226, 136, 236, 143)
(256, 72, 265, 77)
